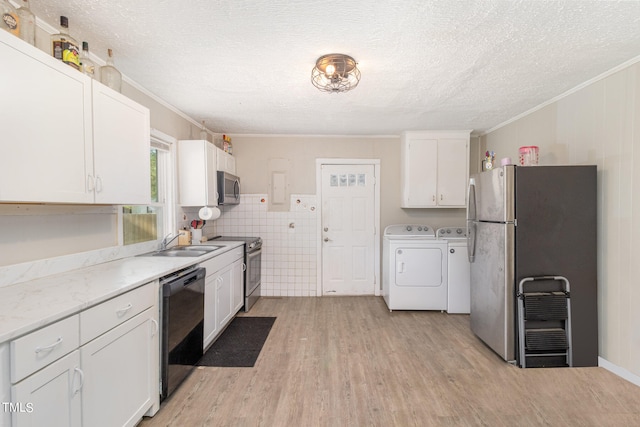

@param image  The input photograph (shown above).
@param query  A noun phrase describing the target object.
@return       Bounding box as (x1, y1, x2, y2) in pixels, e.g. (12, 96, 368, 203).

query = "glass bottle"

(51, 16, 80, 70)
(80, 41, 99, 80)
(16, 0, 34, 46)
(200, 121, 208, 141)
(1, 0, 20, 37)
(100, 48, 122, 92)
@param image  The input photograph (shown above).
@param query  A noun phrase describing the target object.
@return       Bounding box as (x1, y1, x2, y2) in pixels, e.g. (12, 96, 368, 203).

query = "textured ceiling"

(30, 0, 640, 136)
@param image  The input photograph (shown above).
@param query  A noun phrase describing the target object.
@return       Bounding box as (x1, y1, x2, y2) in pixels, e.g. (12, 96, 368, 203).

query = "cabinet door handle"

(397, 262, 405, 273)
(242, 263, 247, 272)
(95, 175, 103, 193)
(35, 336, 63, 354)
(440, 194, 443, 201)
(432, 195, 436, 202)
(73, 367, 84, 395)
(150, 318, 159, 337)
(116, 303, 133, 316)
(87, 175, 95, 192)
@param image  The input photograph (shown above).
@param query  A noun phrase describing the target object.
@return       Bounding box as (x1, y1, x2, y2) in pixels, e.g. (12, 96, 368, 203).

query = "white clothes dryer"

(382, 224, 448, 311)
(437, 227, 470, 314)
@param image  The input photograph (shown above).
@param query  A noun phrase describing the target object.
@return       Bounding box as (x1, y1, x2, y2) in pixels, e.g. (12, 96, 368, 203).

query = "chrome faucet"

(160, 233, 180, 250)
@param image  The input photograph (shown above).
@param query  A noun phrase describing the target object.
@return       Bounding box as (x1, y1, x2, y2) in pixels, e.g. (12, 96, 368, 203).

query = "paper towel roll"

(198, 206, 221, 220)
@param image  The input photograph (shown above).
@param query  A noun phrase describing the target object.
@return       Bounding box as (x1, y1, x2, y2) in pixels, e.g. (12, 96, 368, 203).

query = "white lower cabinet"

(203, 272, 219, 351)
(80, 308, 157, 427)
(1, 342, 11, 427)
(5, 281, 159, 427)
(231, 259, 244, 313)
(216, 266, 234, 330)
(201, 246, 245, 350)
(11, 351, 82, 427)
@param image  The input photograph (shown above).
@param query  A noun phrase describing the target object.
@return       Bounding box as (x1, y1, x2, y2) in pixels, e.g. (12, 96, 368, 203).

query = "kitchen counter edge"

(0, 242, 244, 343)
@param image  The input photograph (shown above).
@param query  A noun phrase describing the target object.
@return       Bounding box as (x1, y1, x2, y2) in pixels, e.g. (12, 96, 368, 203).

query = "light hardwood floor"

(140, 296, 640, 427)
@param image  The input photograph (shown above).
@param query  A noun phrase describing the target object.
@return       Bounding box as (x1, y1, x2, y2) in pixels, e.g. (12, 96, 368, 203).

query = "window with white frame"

(122, 130, 175, 245)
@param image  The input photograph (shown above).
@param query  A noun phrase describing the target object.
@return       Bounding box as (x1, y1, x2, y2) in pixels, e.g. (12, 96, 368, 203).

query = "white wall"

(205, 134, 475, 296)
(481, 61, 640, 378)
(231, 135, 468, 231)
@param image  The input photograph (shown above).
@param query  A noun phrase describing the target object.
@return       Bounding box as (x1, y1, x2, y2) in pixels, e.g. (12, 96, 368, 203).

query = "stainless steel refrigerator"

(466, 165, 598, 366)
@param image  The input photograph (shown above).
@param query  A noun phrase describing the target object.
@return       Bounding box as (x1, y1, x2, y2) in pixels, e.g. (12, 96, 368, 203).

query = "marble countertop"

(0, 241, 244, 343)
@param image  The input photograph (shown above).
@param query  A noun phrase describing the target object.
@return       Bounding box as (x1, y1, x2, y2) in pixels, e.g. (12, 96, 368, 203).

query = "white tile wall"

(213, 194, 318, 297)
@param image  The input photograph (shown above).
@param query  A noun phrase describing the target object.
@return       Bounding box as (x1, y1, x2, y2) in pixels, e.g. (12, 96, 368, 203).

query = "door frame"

(315, 159, 381, 296)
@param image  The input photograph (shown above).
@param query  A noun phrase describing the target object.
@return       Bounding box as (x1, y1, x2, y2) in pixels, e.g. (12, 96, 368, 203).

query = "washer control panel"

(384, 224, 435, 238)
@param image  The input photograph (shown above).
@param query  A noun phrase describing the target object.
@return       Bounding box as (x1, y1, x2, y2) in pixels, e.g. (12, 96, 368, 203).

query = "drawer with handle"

(80, 282, 157, 345)
(10, 314, 80, 384)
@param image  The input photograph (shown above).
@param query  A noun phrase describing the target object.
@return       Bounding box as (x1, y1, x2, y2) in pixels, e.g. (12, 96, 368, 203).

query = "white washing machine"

(437, 227, 470, 314)
(382, 224, 448, 311)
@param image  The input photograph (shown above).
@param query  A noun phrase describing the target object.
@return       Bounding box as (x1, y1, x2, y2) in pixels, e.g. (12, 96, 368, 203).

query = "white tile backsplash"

(214, 194, 318, 297)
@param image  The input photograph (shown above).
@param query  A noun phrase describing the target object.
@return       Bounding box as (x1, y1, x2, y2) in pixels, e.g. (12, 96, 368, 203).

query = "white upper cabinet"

(0, 30, 150, 205)
(401, 131, 470, 208)
(91, 81, 150, 205)
(216, 147, 236, 174)
(0, 30, 93, 203)
(178, 140, 218, 206)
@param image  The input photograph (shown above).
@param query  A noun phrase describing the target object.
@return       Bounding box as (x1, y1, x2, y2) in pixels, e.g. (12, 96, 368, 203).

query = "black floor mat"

(198, 317, 276, 367)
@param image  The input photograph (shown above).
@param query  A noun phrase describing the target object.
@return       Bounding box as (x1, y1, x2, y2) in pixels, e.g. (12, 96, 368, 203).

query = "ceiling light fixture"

(311, 53, 360, 93)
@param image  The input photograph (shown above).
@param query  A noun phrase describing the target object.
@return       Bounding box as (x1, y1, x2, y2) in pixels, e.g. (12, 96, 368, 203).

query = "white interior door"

(321, 164, 375, 295)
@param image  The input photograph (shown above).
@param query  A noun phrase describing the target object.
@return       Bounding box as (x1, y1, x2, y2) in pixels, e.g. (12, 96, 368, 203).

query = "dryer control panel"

(384, 224, 435, 238)
(437, 227, 468, 239)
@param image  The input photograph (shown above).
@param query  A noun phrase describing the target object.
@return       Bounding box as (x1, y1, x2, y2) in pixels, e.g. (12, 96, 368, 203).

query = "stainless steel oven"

(212, 236, 262, 312)
(160, 266, 205, 402)
(244, 239, 262, 312)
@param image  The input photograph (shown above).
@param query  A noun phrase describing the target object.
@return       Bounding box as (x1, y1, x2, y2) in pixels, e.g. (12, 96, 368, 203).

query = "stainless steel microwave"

(217, 171, 240, 205)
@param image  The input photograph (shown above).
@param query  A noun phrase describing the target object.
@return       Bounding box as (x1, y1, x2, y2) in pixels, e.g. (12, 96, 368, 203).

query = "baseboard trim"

(599, 357, 640, 387)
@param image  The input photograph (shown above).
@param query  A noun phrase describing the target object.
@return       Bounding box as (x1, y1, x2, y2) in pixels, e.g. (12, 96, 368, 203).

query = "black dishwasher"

(160, 266, 205, 401)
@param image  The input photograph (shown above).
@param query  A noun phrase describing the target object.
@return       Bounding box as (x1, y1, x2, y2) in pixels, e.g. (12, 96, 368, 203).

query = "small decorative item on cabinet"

(483, 150, 495, 171)
(16, 0, 35, 45)
(222, 134, 232, 154)
(100, 48, 122, 92)
(80, 41, 99, 80)
(51, 16, 80, 70)
(1, 0, 20, 37)
(200, 120, 208, 141)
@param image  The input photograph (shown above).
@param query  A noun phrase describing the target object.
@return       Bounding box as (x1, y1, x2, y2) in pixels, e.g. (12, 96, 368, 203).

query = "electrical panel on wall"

(267, 158, 291, 212)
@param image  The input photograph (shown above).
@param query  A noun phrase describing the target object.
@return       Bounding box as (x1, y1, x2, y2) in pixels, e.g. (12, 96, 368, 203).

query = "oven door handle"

(246, 249, 261, 261)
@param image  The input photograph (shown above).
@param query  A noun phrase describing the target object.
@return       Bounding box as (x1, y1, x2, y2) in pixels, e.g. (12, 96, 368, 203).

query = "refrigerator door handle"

(467, 220, 476, 262)
(467, 178, 477, 222)
(467, 179, 477, 262)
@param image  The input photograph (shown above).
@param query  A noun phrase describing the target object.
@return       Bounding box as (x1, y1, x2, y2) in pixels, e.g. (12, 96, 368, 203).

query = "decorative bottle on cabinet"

(80, 41, 99, 80)
(1, 0, 20, 37)
(100, 48, 122, 92)
(51, 16, 80, 70)
(16, 0, 34, 45)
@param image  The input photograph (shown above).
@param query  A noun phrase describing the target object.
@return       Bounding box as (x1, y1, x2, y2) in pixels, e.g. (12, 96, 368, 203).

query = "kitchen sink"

(148, 249, 207, 257)
(172, 245, 223, 252)
(142, 245, 224, 257)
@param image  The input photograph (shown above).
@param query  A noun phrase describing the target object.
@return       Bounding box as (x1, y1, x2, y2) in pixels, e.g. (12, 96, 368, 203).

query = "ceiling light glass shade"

(311, 54, 360, 93)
